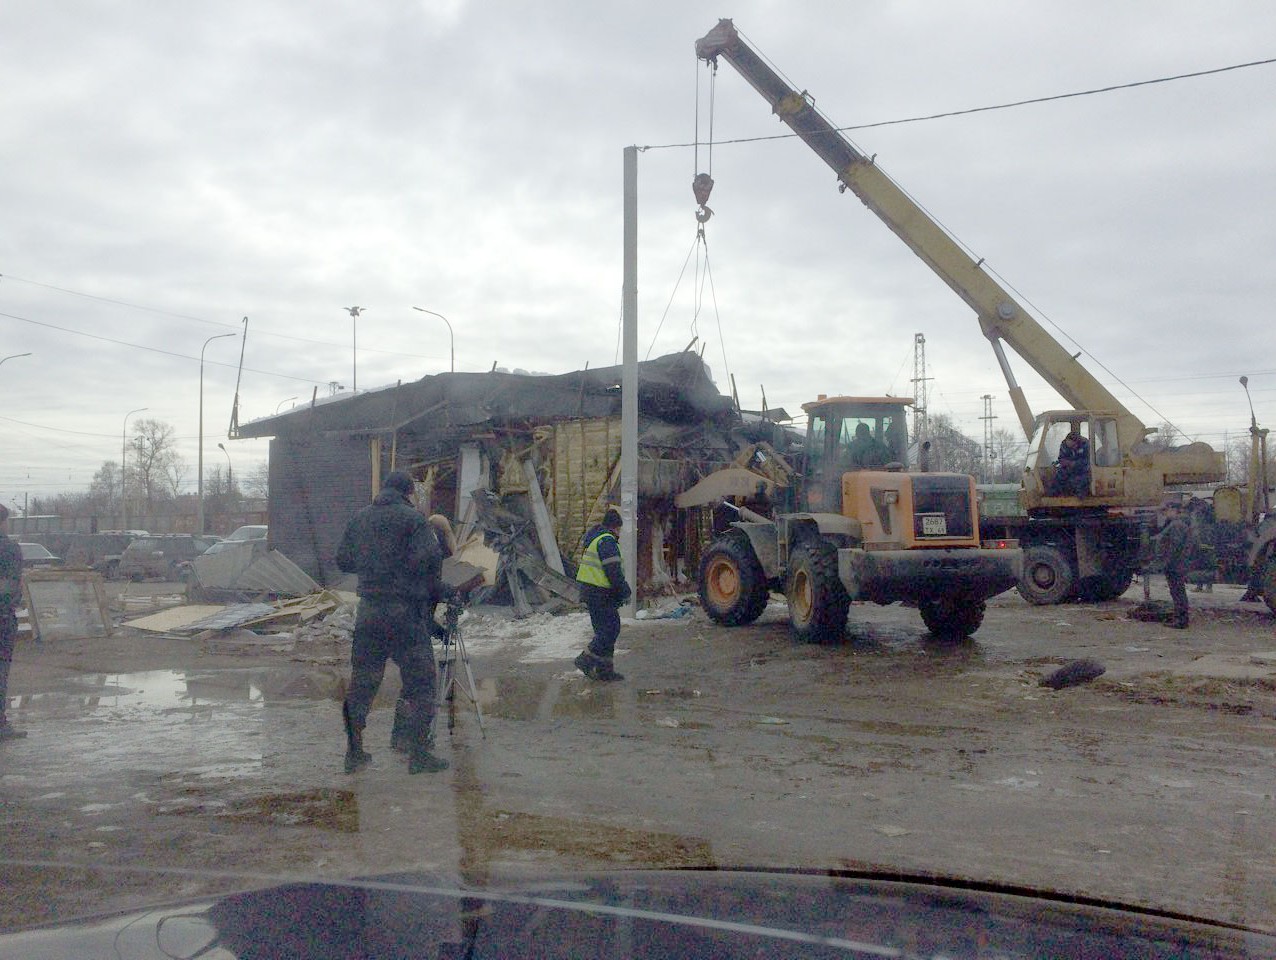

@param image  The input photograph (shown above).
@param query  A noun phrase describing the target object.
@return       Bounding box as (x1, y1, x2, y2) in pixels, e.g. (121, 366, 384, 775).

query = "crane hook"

(692, 172, 715, 223)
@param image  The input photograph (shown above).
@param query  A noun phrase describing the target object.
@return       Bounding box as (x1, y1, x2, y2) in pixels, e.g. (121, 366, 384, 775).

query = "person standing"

(0, 505, 27, 741)
(573, 508, 630, 682)
(1152, 499, 1194, 629)
(336, 471, 447, 775)
(391, 513, 455, 753)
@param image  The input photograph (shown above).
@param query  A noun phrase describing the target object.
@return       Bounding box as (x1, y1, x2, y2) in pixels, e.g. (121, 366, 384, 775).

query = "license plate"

(921, 515, 947, 536)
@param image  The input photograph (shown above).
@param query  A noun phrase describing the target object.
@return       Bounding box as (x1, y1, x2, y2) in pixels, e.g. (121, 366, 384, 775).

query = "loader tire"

(1017, 545, 1077, 606)
(919, 594, 985, 641)
(1077, 567, 1135, 602)
(699, 534, 769, 626)
(786, 540, 849, 644)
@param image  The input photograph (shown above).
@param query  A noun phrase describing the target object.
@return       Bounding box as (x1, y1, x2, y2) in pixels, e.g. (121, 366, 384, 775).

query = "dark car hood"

(3, 867, 1273, 959)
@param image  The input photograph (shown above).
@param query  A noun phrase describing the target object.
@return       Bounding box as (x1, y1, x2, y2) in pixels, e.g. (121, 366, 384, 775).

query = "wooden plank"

(523, 458, 564, 574)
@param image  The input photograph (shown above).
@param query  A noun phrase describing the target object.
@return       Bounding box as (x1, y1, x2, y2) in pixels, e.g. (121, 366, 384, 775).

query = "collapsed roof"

(236, 351, 736, 439)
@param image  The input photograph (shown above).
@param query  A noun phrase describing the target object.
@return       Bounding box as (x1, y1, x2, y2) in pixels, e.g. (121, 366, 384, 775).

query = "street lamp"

(275, 396, 298, 414)
(198, 333, 237, 534)
(344, 307, 363, 391)
(121, 406, 148, 531)
(217, 442, 233, 493)
(0, 352, 32, 369)
(412, 307, 454, 372)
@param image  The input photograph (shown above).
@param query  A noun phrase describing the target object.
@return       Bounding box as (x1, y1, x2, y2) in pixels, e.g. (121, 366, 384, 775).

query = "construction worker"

(0, 505, 27, 742)
(573, 507, 630, 682)
(1051, 432, 1091, 497)
(847, 422, 890, 469)
(1152, 499, 1195, 629)
(336, 471, 447, 775)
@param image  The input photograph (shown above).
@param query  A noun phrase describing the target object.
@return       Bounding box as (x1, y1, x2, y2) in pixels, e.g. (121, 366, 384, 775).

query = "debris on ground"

(189, 542, 321, 601)
(1039, 659, 1107, 690)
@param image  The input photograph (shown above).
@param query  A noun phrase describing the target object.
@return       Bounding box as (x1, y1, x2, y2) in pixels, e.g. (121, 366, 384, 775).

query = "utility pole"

(620, 145, 638, 617)
(911, 333, 931, 445)
(980, 394, 997, 482)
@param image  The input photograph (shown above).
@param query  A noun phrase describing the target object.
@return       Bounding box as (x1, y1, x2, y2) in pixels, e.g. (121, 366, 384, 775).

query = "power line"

(641, 55, 1276, 151)
(0, 309, 325, 385)
(0, 273, 443, 362)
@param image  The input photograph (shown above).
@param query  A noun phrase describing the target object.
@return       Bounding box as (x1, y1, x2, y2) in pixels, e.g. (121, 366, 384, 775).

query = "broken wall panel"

(551, 416, 620, 562)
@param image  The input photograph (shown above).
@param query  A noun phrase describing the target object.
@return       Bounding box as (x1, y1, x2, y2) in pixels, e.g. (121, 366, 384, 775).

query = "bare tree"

(926, 414, 983, 475)
(1142, 421, 1182, 452)
(131, 418, 187, 507)
(242, 460, 270, 499)
(988, 428, 1028, 483)
(89, 461, 121, 512)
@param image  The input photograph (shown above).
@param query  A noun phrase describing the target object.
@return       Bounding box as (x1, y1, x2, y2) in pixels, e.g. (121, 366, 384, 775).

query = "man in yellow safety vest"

(573, 508, 630, 682)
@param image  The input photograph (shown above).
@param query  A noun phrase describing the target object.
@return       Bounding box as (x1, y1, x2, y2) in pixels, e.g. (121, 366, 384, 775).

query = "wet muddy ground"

(2, 579, 1274, 934)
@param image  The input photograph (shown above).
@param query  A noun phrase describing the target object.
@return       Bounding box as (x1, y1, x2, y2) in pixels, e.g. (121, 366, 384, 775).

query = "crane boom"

(695, 19, 1143, 450)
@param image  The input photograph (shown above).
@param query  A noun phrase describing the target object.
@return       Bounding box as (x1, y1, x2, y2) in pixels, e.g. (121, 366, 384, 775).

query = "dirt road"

(2, 580, 1274, 933)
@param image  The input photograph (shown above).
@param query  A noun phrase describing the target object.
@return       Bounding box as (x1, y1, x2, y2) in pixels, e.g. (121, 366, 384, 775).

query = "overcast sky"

(3, 1, 1274, 509)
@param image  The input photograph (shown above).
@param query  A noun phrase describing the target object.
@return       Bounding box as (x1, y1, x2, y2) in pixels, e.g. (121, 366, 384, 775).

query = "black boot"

(592, 657, 625, 683)
(574, 651, 600, 679)
(342, 700, 372, 773)
(400, 698, 448, 774)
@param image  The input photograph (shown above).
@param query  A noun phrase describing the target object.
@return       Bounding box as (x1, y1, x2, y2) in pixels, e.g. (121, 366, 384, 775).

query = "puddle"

(483, 677, 549, 721)
(551, 684, 616, 720)
(10, 667, 347, 721)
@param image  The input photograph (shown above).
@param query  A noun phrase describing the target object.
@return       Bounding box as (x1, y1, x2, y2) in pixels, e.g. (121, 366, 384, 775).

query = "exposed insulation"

(551, 417, 620, 562)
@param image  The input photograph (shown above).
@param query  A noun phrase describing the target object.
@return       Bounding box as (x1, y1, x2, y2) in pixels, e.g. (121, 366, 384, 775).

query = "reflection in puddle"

(10, 667, 350, 720)
(482, 677, 548, 721)
(551, 684, 615, 720)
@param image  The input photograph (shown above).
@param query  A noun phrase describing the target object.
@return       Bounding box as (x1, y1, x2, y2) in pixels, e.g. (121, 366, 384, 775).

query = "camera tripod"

(434, 594, 486, 739)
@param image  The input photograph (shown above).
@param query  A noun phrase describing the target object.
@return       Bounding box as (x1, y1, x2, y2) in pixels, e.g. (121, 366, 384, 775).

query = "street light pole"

(412, 307, 454, 372)
(275, 396, 298, 414)
(217, 442, 233, 493)
(121, 406, 148, 531)
(0, 352, 32, 369)
(199, 333, 236, 534)
(344, 307, 364, 391)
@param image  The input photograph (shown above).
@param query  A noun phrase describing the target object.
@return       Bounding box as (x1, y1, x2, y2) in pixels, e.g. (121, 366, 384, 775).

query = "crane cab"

(1022, 412, 1125, 511)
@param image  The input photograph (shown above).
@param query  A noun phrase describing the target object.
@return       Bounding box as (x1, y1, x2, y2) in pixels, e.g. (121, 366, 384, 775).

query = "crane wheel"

(1017, 545, 1077, 606)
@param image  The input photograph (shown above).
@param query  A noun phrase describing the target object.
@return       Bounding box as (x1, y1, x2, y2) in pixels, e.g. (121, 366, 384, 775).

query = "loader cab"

(800, 396, 911, 514)
(1022, 412, 1123, 510)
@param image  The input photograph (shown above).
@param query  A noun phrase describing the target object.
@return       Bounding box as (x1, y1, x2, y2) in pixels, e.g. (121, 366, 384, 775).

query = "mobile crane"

(695, 19, 1226, 605)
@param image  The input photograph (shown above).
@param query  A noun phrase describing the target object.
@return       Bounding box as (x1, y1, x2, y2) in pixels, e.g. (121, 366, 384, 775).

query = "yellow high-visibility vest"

(576, 531, 617, 587)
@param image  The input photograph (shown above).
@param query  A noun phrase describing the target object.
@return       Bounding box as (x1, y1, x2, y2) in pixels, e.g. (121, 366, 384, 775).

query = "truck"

(684, 395, 1022, 643)
(695, 19, 1226, 606)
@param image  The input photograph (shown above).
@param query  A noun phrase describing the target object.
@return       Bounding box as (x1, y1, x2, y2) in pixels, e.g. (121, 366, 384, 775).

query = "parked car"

(116, 535, 218, 581)
(18, 542, 61, 569)
(202, 525, 268, 556)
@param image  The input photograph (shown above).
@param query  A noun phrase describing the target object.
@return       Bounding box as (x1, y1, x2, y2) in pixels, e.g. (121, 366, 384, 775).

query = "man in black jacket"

(573, 508, 630, 682)
(336, 471, 447, 774)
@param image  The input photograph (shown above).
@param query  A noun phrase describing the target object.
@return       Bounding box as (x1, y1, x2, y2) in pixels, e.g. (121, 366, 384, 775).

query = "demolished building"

(234, 351, 769, 604)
